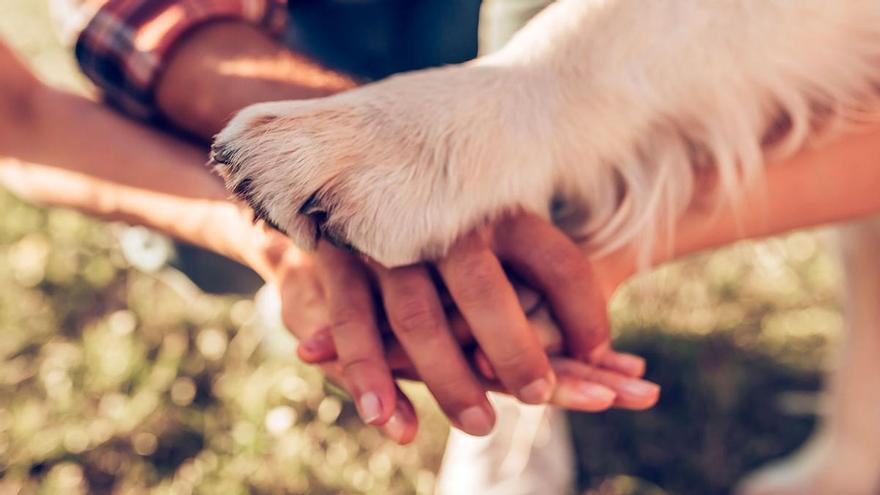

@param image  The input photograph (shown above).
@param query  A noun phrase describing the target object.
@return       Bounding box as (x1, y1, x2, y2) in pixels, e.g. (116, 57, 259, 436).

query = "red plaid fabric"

(54, 0, 287, 119)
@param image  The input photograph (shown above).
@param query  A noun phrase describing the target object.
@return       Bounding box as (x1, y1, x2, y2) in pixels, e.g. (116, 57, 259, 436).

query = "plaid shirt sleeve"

(51, 0, 287, 120)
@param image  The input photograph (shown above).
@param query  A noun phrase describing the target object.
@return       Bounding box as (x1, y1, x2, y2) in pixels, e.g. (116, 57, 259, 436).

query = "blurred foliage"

(0, 190, 448, 494)
(0, 1, 846, 494)
(573, 235, 841, 495)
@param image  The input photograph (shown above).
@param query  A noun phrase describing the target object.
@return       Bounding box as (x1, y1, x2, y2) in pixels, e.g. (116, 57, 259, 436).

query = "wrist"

(204, 201, 300, 283)
(196, 200, 270, 273)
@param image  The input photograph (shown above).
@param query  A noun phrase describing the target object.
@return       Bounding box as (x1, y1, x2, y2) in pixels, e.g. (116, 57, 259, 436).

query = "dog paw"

(212, 65, 558, 266)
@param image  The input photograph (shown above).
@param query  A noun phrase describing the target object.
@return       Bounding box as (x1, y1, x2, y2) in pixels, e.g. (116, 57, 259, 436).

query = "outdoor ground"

(0, 2, 843, 494)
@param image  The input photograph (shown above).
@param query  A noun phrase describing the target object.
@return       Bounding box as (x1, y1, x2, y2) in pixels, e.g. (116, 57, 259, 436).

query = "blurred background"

(0, 1, 843, 493)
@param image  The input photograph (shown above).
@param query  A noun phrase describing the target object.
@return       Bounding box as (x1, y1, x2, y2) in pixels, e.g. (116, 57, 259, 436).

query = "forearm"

(675, 129, 880, 257)
(155, 21, 356, 139)
(3, 85, 223, 199)
(596, 126, 880, 292)
(0, 85, 278, 275)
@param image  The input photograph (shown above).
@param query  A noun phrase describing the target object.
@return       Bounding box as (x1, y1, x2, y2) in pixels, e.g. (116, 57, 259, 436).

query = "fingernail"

(588, 344, 611, 363)
(357, 392, 383, 424)
(620, 380, 660, 398)
(579, 383, 616, 404)
(458, 406, 494, 436)
(519, 377, 553, 404)
(619, 355, 646, 375)
(383, 408, 409, 444)
(299, 328, 328, 353)
(300, 338, 322, 354)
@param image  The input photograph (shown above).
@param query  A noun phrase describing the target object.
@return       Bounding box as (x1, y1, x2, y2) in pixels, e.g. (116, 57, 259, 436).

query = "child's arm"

(595, 127, 880, 294)
(0, 43, 282, 274)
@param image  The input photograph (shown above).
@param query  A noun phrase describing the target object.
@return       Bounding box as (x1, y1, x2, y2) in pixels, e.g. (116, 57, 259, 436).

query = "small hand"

(245, 222, 422, 444)
(295, 211, 659, 437)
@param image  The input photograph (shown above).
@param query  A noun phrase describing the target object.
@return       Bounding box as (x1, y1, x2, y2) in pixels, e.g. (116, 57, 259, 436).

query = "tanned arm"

(154, 21, 356, 140)
(596, 127, 880, 295)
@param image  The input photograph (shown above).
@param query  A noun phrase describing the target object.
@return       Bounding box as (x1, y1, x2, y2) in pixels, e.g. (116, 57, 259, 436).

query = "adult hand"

(236, 219, 422, 444)
(294, 211, 659, 437)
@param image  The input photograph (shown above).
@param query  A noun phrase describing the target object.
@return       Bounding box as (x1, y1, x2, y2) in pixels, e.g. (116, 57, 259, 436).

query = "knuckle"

(453, 258, 499, 302)
(433, 383, 485, 410)
(330, 303, 371, 331)
(543, 247, 588, 286)
(329, 313, 376, 344)
(493, 345, 546, 383)
(390, 298, 443, 337)
(340, 355, 384, 377)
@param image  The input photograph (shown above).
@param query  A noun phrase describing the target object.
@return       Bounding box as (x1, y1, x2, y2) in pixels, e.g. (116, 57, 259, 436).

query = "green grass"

(0, 2, 841, 493)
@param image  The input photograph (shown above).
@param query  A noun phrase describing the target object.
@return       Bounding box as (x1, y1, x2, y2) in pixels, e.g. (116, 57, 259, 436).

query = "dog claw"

(210, 142, 235, 165)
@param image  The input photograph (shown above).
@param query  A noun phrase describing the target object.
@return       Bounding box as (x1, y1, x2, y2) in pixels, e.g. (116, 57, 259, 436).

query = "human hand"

(291, 212, 659, 438)
(229, 217, 423, 444)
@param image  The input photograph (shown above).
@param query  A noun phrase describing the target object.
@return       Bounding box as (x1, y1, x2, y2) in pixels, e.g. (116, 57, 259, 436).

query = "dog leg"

(215, 0, 880, 267)
(737, 218, 880, 495)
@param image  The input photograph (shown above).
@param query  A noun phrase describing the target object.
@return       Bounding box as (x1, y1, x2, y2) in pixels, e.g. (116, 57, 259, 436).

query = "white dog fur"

(214, 0, 880, 269)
